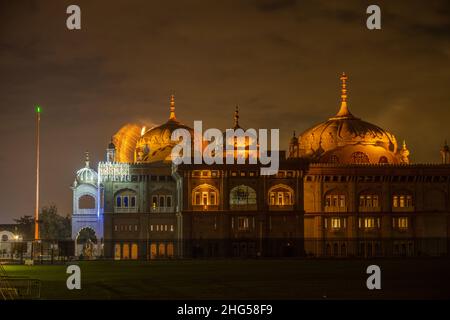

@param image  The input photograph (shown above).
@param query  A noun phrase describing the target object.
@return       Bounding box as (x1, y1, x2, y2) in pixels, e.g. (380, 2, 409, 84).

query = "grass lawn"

(3, 258, 450, 299)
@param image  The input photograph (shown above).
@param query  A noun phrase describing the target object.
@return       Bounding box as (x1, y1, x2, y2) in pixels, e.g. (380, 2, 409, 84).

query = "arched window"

(192, 184, 219, 209)
(379, 156, 388, 164)
(115, 189, 138, 212)
(351, 152, 370, 164)
(268, 184, 294, 207)
(230, 185, 257, 210)
(392, 193, 413, 208)
(78, 195, 95, 209)
(324, 190, 346, 211)
(150, 189, 173, 212)
(359, 191, 380, 209)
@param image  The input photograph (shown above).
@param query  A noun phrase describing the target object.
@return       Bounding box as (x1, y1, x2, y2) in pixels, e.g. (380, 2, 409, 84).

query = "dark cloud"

(0, 0, 449, 222)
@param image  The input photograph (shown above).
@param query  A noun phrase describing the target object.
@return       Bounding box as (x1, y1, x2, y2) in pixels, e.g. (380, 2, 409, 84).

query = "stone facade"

(70, 75, 450, 259)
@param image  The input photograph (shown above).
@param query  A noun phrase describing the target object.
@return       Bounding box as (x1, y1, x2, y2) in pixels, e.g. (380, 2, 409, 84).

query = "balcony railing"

(269, 204, 294, 211)
(392, 206, 415, 212)
(324, 206, 347, 213)
(114, 207, 138, 213)
(192, 205, 219, 212)
(76, 209, 98, 215)
(229, 204, 257, 211)
(359, 206, 381, 212)
(151, 207, 175, 213)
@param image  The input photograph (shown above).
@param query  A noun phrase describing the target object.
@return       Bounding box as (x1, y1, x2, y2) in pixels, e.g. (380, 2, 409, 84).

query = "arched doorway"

(76, 227, 98, 259)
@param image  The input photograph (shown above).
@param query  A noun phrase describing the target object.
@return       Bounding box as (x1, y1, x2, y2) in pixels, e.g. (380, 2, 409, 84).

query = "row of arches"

(191, 184, 295, 209)
(324, 188, 447, 211)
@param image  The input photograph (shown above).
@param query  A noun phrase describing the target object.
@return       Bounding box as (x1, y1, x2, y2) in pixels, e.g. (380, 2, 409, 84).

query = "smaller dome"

(135, 95, 194, 163)
(76, 152, 98, 184)
(108, 140, 116, 150)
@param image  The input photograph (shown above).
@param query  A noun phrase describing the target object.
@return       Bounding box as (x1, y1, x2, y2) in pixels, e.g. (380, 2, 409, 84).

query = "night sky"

(0, 0, 449, 222)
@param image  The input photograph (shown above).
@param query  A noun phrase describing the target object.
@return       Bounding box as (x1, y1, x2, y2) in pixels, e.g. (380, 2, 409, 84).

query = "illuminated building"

(70, 74, 450, 259)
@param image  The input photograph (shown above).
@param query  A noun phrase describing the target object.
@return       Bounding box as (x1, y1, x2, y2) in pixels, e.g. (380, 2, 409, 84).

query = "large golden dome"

(111, 123, 143, 163)
(135, 95, 193, 163)
(294, 73, 409, 164)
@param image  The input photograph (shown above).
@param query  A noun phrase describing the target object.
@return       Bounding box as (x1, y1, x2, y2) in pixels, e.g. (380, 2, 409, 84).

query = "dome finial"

(400, 140, 410, 164)
(85, 151, 90, 168)
(335, 72, 353, 118)
(234, 105, 240, 129)
(169, 93, 176, 120)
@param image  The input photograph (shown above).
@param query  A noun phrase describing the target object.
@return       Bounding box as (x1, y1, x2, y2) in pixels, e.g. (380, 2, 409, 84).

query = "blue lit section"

(97, 165, 102, 218)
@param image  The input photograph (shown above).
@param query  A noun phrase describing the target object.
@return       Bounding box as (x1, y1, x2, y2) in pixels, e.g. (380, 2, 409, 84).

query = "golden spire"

(400, 140, 410, 164)
(234, 105, 240, 129)
(85, 151, 90, 168)
(169, 94, 176, 120)
(335, 72, 354, 118)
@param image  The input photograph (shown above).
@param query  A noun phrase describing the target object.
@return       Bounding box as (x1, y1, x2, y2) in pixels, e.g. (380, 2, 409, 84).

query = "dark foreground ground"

(4, 258, 450, 299)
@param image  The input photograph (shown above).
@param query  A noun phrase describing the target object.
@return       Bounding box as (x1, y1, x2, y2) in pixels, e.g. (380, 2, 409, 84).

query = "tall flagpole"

(35, 105, 41, 241)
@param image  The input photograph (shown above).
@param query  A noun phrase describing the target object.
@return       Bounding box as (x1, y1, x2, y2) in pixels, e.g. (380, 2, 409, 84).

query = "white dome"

(75, 152, 98, 184)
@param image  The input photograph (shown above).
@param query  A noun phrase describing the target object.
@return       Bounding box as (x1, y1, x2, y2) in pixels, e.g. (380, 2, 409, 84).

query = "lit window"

(277, 192, 283, 205)
(359, 194, 379, 208)
(399, 195, 405, 207)
(195, 192, 201, 205)
(170, 225, 174, 232)
(393, 195, 399, 207)
(339, 195, 345, 207)
(152, 196, 158, 208)
(364, 218, 375, 229)
(270, 192, 276, 205)
(284, 192, 291, 205)
(150, 225, 153, 231)
(398, 217, 408, 229)
(230, 185, 257, 206)
(210, 192, 216, 205)
(373, 195, 379, 207)
(406, 195, 413, 207)
(123, 196, 129, 208)
(325, 193, 346, 208)
(237, 217, 249, 231)
(192, 185, 219, 207)
(393, 194, 413, 208)
(331, 218, 341, 229)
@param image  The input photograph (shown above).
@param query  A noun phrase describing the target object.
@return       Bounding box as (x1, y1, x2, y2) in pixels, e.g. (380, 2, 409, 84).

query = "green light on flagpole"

(35, 105, 41, 113)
